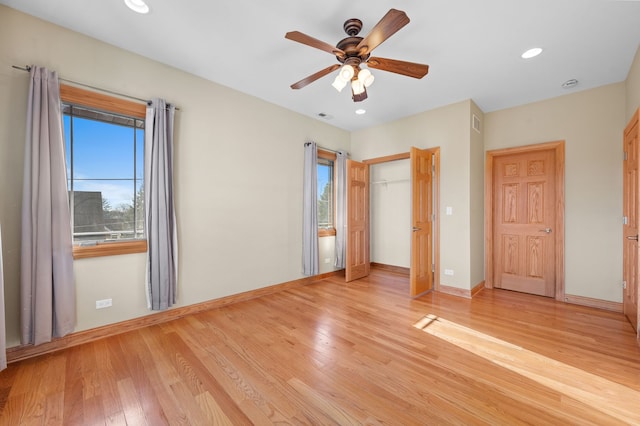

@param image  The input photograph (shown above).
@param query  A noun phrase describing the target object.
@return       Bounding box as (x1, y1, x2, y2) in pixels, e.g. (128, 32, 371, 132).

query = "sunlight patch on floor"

(413, 314, 640, 424)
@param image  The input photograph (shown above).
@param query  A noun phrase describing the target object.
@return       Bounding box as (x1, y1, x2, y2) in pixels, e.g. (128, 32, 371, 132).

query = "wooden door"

(346, 159, 369, 282)
(623, 110, 639, 333)
(493, 149, 557, 297)
(410, 147, 433, 296)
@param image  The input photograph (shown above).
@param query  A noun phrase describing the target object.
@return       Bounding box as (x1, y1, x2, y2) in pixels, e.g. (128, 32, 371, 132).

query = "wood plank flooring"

(1, 269, 639, 425)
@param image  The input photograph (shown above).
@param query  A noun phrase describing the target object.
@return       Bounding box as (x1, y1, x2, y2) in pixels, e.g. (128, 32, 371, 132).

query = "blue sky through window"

(64, 114, 143, 208)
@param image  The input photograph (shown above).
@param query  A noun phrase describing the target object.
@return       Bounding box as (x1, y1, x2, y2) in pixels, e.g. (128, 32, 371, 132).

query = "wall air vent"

(562, 79, 579, 89)
(472, 114, 481, 133)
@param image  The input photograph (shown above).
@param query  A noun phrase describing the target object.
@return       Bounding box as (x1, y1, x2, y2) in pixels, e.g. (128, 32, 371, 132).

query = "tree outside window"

(317, 151, 336, 236)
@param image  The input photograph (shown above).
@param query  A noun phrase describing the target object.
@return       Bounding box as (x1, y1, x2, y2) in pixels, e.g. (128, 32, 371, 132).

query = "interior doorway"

(485, 141, 565, 300)
(363, 147, 440, 296)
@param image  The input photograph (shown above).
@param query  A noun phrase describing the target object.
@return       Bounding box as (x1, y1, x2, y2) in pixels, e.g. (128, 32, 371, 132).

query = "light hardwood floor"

(1, 269, 639, 425)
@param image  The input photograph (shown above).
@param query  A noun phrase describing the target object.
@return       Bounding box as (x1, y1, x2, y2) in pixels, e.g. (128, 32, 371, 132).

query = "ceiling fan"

(285, 9, 429, 102)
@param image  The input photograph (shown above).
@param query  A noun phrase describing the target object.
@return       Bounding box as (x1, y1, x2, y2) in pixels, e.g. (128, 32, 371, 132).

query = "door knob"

(412, 227, 421, 232)
(626, 235, 639, 241)
(539, 228, 552, 233)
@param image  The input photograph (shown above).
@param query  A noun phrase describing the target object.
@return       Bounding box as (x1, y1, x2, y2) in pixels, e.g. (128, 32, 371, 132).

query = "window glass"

(63, 104, 145, 243)
(317, 157, 334, 229)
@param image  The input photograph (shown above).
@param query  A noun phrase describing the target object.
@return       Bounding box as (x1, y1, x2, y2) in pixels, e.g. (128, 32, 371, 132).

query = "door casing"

(485, 141, 565, 301)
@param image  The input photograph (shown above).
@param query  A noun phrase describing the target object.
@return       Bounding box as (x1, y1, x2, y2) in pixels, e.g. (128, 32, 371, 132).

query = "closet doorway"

(363, 147, 440, 296)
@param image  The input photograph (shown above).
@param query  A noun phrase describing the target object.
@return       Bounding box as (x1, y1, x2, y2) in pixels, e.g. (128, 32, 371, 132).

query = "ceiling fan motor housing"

(336, 18, 370, 64)
(336, 37, 369, 63)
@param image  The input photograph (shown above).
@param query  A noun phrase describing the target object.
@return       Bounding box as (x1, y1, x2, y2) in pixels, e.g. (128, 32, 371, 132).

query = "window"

(317, 149, 336, 237)
(60, 85, 147, 258)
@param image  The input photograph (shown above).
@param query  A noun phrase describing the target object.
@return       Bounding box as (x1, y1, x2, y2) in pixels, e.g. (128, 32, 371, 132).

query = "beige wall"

(626, 45, 640, 121)
(469, 102, 485, 287)
(484, 83, 626, 302)
(369, 159, 411, 267)
(0, 7, 349, 347)
(351, 100, 480, 290)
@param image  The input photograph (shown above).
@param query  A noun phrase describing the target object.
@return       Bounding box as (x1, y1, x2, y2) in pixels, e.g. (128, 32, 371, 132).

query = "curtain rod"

(12, 65, 179, 110)
(304, 142, 348, 156)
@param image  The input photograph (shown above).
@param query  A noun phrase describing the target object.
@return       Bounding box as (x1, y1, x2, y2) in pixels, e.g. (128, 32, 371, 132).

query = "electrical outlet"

(324, 258, 331, 264)
(96, 298, 112, 309)
(444, 269, 454, 276)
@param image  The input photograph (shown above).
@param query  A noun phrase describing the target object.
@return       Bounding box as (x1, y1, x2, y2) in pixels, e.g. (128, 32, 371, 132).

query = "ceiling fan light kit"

(339, 64, 355, 81)
(285, 9, 429, 103)
(332, 63, 375, 98)
(358, 68, 374, 87)
(332, 75, 348, 92)
(352, 87, 368, 102)
(351, 78, 365, 95)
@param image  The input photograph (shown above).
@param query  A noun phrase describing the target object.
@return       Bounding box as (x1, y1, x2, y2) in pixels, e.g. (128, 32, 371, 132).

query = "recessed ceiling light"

(355, 109, 366, 115)
(521, 47, 543, 59)
(124, 0, 149, 14)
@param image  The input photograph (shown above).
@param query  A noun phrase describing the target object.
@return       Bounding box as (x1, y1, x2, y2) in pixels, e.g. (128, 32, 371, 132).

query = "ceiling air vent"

(472, 114, 481, 133)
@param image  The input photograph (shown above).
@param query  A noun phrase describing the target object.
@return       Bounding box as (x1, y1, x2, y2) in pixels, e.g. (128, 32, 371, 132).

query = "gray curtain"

(302, 142, 319, 276)
(145, 99, 178, 310)
(334, 151, 347, 269)
(21, 66, 75, 345)
(0, 225, 6, 370)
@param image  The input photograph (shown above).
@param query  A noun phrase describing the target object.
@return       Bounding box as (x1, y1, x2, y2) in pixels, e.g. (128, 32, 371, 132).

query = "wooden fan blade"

(367, 57, 429, 79)
(355, 9, 410, 56)
(291, 64, 341, 89)
(285, 31, 346, 58)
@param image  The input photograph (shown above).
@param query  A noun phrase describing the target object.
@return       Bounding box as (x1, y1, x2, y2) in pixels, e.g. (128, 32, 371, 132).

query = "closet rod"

(11, 65, 180, 110)
(371, 178, 410, 185)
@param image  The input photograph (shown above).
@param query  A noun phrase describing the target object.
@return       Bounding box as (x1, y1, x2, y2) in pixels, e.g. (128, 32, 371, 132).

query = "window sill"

(319, 228, 336, 237)
(73, 240, 148, 259)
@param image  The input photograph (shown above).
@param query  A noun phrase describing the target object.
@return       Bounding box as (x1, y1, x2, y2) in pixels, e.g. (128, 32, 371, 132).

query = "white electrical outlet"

(324, 258, 331, 264)
(96, 298, 112, 309)
(444, 269, 454, 276)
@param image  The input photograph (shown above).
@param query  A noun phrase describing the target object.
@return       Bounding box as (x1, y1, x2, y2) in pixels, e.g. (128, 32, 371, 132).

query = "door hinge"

(623, 216, 629, 225)
(432, 264, 435, 273)
(624, 151, 628, 161)
(432, 213, 436, 221)
(623, 280, 627, 289)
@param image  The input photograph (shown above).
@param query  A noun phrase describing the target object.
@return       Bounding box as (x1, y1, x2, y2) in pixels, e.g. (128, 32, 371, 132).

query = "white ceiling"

(2, 0, 640, 131)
